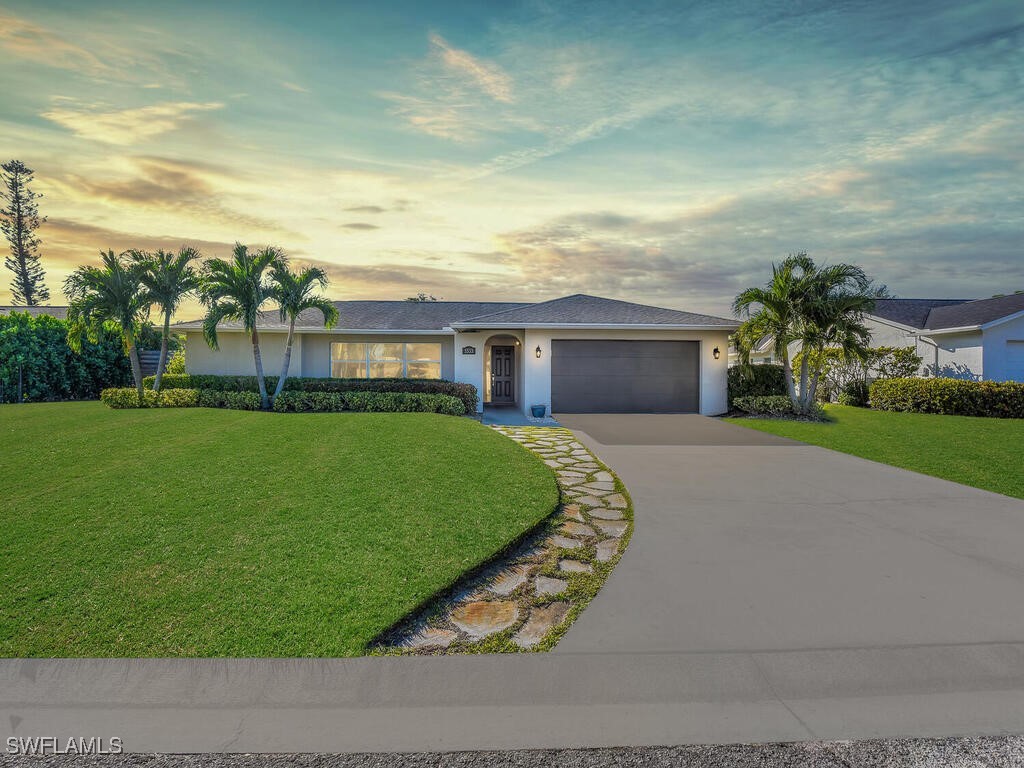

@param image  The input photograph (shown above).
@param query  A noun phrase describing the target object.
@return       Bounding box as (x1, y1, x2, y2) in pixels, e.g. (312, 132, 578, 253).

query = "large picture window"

(331, 342, 442, 379)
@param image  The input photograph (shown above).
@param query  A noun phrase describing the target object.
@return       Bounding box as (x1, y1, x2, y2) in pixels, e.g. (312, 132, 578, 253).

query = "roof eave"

(916, 325, 982, 336)
(450, 322, 739, 331)
(175, 326, 456, 335)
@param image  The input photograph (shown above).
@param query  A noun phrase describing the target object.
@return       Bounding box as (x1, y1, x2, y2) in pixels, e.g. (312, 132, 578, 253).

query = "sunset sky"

(1, 0, 1021, 318)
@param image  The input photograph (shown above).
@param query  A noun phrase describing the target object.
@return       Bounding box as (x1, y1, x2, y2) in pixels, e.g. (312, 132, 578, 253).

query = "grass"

(727, 405, 1024, 499)
(0, 402, 558, 657)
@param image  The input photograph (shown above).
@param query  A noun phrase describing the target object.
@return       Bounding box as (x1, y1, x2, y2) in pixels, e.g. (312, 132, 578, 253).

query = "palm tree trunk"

(798, 354, 811, 414)
(126, 334, 144, 405)
(251, 327, 269, 410)
(273, 316, 295, 401)
(153, 309, 171, 392)
(782, 346, 798, 408)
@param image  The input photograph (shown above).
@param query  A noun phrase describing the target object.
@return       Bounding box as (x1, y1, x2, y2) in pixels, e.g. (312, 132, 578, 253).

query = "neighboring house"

(728, 294, 1024, 383)
(0, 305, 69, 320)
(175, 294, 737, 416)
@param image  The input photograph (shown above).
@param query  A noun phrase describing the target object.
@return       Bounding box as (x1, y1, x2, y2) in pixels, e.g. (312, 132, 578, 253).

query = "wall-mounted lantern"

(712, 347, 721, 360)
(535, 345, 542, 359)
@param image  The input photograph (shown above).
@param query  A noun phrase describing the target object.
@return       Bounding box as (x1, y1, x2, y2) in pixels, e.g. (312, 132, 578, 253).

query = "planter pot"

(530, 404, 546, 418)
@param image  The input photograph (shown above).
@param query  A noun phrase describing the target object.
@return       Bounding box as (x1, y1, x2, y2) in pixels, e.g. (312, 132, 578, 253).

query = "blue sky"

(0, 0, 1021, 315)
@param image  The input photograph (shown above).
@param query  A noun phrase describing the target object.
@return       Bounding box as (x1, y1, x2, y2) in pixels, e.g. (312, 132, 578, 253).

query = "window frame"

(330, 341, 442, 379)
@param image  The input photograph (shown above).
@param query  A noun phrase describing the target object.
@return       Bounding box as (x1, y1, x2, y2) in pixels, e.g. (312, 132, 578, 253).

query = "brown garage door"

(551, 340, 700, 413)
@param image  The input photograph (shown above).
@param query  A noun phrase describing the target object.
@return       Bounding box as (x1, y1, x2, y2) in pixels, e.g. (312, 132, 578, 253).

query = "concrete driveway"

(555, 413, 1024, 653)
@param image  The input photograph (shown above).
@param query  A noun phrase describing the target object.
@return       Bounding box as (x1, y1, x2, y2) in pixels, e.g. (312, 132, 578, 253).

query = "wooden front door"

(491, 345, 515, 403)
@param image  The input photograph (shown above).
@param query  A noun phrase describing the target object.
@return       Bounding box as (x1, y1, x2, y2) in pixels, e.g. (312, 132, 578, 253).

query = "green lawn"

(0, 402, 558, 657)
(727, 405, 1024, 499)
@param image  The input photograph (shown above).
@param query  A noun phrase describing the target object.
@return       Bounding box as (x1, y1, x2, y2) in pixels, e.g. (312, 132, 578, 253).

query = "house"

(869, 295, 1024, 381)
(175, 294, 738, 416)
(0, 305, 69, 320)
(728, 294, 1024, 383)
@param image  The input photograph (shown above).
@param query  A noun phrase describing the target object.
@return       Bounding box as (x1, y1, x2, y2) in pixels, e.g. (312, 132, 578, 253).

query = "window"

(331, 342, 442, 379)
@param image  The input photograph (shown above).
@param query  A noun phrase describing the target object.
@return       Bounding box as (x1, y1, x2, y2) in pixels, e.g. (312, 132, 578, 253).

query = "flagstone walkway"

(373, 426, 632, 654)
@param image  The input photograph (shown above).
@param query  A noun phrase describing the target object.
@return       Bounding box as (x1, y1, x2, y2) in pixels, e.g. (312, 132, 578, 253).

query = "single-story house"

(728, 294, 1024, 382)
(0, 305, 69, 320)
(176, 294, 738, 416)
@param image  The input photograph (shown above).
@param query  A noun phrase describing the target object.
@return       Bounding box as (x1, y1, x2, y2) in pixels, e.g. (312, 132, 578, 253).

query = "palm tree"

(65, 250, 149, 402)
(269, 262, 338, 400)
(734, 253, 876, 415)
(131, 246, 201, 391)
(200, 244, 283, 409)
(732, 255, 810, 405)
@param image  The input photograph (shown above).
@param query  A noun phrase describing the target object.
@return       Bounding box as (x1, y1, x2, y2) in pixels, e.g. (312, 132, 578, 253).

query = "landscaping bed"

(0, 402, 558, 656)
(727, 404, 1024, 499)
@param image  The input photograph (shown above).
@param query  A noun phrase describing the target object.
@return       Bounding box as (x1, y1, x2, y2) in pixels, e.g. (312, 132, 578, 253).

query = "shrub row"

(727, 364, 786, 407)
(732, 395, 795, 417)
(101, 387, 260, 410)
(869, 378, 1024, 418)
(272, 390, 465, 415)
(146, 374, 478, 414)
(101, 387, 465, 415)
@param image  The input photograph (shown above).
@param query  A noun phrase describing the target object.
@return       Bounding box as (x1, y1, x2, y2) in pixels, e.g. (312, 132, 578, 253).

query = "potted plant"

(530, 404, 546, 418)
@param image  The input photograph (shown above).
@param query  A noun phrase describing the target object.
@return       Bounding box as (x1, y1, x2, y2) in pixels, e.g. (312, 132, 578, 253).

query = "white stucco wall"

(185, 330, 294, 377)
(522, 328, 732, 417)
(917, 331, 984, 380)
(981, 313, 1024, 382)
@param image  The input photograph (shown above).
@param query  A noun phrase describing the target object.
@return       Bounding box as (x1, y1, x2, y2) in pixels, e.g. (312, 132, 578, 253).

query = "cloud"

(41, 100, 224, 145)
(344, 205, 387, 214)
(428, 33, 514, 103)
(281, 81, 310, 93)
(0, 12, 110, 75)
(51, 157, 284, 233)
(341, 222, 380, 231)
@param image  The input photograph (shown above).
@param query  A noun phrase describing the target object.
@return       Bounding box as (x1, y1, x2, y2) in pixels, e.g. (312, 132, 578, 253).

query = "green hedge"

(272, 390, 465, 415)
(838, 380, 870, 407)
(1, 312, 131, 402)
(101, 387, 465, 415)
(146, 374, 478, 413)
(728, 364, 786, 407)
(870, 378, 1024, 418)
(732, 395, 794, 416)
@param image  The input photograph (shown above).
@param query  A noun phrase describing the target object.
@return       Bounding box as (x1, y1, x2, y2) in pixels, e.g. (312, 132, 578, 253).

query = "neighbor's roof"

(0, 305, 68, 320)
(452, 294, 738, 328)
(869, 299, 969, 329)
(923, 293, 1024, 330)
(174, 294, 737, 332)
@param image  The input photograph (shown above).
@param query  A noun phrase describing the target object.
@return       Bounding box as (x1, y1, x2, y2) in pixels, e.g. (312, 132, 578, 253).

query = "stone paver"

(375, 425, 632, 654)
(595, 539, 620, 562)
(512, 602, 571, 648)
(450, 601, 519, 638)
(559, 559, 594, 574)
(535, 575, 568, 596)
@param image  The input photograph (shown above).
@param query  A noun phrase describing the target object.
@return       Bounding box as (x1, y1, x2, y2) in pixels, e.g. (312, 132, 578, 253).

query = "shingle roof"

(453, 294, 737, 327)
(924, 293, 1024, 330)
(868, 299, 970, 329)
(173, 294, 737, 332)
(172, 301, 531, 331)
(0, 305, 69, 320)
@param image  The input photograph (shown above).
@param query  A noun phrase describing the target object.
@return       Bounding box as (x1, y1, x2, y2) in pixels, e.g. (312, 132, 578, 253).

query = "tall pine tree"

(1, 160, 50, 305)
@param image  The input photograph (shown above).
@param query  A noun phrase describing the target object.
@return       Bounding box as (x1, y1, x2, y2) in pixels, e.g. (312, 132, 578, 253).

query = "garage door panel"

(551, 340, 699, 413)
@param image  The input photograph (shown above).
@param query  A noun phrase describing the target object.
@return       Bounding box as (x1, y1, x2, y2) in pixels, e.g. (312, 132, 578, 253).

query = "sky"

(0, 0, 1021, 319)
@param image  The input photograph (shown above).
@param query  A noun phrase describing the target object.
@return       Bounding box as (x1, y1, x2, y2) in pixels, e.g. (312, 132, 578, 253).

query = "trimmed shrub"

(732, 395, 795, 417)
(197, 390, 262, 411)
(166, 348, 186, 375)
(100, 387, 200, 408)
(272, 390, 465, 415)
(147, 374, 478, 413)
(870, 378, 1024, 418)
(158, 388, 200, 408)
(728, 364, 786, 407)
(837, 380, 870, 407)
